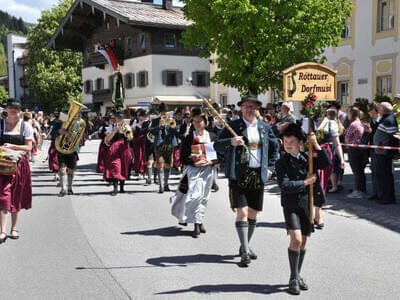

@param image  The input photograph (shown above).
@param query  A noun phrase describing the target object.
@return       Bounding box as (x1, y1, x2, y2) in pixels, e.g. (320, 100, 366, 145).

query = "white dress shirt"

(243, 118, 261, 168)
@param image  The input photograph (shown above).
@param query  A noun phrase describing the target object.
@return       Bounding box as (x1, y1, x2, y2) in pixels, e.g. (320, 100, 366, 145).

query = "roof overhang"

(47, 0, 190, 52)
(153, 96, 203, 105)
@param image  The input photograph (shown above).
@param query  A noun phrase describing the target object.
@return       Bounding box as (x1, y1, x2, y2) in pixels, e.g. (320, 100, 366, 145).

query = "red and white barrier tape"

(342, 143, 400, 150)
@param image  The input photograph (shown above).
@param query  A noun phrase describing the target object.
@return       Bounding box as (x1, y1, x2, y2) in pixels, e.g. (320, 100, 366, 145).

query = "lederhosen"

(154, 125, 175, 166)
(229, 139, 264, 212)
(277, 150, 330, 236)
(56, 125, 79, 170)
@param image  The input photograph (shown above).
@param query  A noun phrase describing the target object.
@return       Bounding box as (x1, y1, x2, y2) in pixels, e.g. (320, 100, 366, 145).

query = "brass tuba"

(55, 100, 87, 155)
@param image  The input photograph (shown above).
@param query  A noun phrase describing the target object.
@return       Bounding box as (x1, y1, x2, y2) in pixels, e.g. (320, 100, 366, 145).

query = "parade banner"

(283, 62, 337, 101)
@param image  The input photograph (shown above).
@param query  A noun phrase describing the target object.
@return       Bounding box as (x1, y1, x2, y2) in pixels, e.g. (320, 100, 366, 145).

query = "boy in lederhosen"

(275, 123, 331, 295)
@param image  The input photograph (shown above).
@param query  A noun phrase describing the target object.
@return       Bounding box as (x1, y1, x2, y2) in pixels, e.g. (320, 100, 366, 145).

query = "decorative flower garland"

(300, 93, 324, 120)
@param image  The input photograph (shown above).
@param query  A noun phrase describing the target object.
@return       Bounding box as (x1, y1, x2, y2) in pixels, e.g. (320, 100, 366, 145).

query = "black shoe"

(199, 224, 206, 233)
(378, 200, 396, 205)
(288, 279, 301, 295)
(0, 232, 7, 244)
(8, 230, 19, 240)
(238, 253, 251, 268)
(145, 178, 152, 186)
(158, 186, 164, 194)
(298, 277, 308, 291)
(119, 189, 126, 194)
(211, 183, 219, 192)
(314, 220, 324, 230)
(67, 189, 74, 195)
(164, 185, 170, 192)
(192, 224, 200, 238)
(178, 222, 187, 227)
(239, 246, 258, 260)
(58, 190, 66, 197)
(111, 189, 118, 196)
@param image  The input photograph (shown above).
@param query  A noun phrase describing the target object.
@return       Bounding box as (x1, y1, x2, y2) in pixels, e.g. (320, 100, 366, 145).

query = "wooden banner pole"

(308, 118, 314, 225)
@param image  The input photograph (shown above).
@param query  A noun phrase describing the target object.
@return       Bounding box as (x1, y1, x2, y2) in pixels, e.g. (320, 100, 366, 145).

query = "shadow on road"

(324, 173, 400, 235)
(146, 254, 237, 267)
(121, 226, 190, 237)
(75, 265, 154, 270)
(156, 283, 288, 295)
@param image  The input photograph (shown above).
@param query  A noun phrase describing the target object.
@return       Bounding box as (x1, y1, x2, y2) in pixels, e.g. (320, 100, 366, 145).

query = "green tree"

(183, 0, 353, 94)
(26, 0, 82, 111)
(0, 86, 8, 103)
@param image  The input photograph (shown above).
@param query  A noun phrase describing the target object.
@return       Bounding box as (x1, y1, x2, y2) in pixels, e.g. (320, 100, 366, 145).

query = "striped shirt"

(373, 113, 398, 155)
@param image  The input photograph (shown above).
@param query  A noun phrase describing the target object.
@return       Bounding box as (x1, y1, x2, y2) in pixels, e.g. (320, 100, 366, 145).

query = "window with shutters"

(125, 73, 134, 89)
(341, 18, 351, 39)
(377, 0, 395, 32)
(95, 78, 104, 90)
(192, 71, 209, 87)
(126, 37, 133, 55)
(84, 80, 92, 94)
(138, 33, 146, 50)
(377, 75, 392, 97)
(337, 81, 350, 105)
(108, 75, 114, 92)
(164, 32, 176, 49)
(220, 94, 227, 107)
(137, 71, 149, 87)
(162, 70, 183, 86)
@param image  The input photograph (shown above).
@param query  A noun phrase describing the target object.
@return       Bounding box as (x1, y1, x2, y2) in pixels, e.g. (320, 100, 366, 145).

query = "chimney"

(162, 0, 173, 10)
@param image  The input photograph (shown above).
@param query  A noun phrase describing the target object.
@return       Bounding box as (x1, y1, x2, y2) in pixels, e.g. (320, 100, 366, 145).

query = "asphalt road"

(1, 140, 399, 300)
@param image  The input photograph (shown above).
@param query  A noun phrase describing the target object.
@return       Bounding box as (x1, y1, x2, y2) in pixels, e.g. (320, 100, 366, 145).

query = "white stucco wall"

(7, 34, 27, 100)
(323, 0, 400, 103)
(82, 54, 210, 113)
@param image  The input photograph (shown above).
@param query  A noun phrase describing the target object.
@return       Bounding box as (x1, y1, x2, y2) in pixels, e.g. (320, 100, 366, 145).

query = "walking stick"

(203, 98, 260, 164)
(308, 118, 314, 225)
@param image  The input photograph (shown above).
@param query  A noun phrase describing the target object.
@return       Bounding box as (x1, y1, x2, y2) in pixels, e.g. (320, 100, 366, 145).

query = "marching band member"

(104, 110, 133, 195)
(138, 111, 155, 186)
(56, 107, 83, 197)
(214, 92, 279, 267)
(96, 116, 111, 174)
(173, 110, 183, 173)
(171, 108, 218, 238)
(132, 110, 148, 179)
(0, 98, 33, 244)
(275, 124, 331, 295)
(150, 103, 179, 193)
(48, 111, 62, 181)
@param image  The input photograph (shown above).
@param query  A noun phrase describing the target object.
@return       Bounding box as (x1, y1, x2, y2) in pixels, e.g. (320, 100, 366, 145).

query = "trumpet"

(163, 111, 177, 129)
(121, 119, 133, 140)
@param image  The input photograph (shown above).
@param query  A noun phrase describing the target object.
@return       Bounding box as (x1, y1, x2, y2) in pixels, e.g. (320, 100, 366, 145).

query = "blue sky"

(4, 0, 183, 24)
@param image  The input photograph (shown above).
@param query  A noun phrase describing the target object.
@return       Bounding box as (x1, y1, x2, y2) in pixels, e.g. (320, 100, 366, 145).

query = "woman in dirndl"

(171, 108, 218, 238)
(104, 111, 133, 195)
(96, 116, 111, 174)
(315, 108, 344, 229)
(0, 98, 33, 244)
(47, 112, 62, 180)
(132, 111, 147, 177)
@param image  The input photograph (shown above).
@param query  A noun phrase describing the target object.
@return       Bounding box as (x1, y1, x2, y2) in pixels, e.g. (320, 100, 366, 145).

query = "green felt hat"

(4, 98, 21, 109)
(237, 91, 262, 107)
